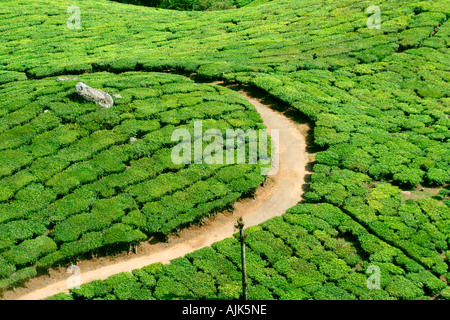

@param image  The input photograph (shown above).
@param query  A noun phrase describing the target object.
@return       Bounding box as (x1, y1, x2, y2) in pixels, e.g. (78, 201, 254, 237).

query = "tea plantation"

(0, 71, 268, 291)
(0, 0, 449, 300)
(50, 203, 449, 300)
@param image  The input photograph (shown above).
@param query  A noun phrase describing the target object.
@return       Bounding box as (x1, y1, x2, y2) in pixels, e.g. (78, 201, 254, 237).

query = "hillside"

(0, 0, 449, 300)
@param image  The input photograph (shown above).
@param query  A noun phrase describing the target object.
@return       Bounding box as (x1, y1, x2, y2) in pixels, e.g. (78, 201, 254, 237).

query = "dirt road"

(11, 85, 309, 300)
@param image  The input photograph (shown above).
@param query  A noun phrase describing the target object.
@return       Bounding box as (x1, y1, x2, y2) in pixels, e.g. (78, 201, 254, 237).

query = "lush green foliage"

(51, 204, 449, 300)
(112, 0, 257, 11)
(1, 0, 449, 299)
(0, 71, 267, 290)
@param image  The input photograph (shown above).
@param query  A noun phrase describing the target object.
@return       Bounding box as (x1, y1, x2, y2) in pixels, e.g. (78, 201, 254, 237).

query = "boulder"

(75, 82, 114, 108)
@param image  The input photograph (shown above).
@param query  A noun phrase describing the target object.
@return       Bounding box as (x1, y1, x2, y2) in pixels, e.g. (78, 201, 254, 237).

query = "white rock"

(75, 82, 114, 108)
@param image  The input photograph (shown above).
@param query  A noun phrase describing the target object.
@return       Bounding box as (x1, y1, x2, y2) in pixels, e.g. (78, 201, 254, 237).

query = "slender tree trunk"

(236, 218, 247, 300)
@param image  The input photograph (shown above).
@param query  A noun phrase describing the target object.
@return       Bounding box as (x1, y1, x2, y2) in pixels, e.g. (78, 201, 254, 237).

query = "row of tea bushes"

(49, 203, 449, 300)
(0, 72, 268, 291)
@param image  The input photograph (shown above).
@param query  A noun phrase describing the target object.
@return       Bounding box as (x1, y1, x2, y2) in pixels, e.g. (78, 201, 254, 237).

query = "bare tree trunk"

(236, 217, 247, 300)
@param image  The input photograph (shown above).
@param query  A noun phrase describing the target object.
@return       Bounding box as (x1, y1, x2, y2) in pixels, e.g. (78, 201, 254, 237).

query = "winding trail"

(11, 84, 309, 300)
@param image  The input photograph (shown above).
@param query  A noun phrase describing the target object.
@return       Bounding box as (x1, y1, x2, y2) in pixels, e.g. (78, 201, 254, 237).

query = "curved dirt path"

(12, 85, 309, 300)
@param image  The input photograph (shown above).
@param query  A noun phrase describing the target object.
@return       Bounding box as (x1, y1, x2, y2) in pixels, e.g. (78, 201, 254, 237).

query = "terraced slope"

(13, 86, 308, 300)
(0, 0, 449, 300)
(0, 71, 269, 291)
(49, 203, 449, 300)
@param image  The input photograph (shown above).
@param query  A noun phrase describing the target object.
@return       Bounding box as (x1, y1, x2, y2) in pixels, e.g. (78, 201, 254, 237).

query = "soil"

(402, 185, 443, 200)
(4, 84, 310, 300)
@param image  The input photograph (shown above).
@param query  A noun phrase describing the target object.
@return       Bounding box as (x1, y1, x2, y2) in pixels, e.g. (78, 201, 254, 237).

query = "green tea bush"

(0, 71, 27, 85)
(70, 280, 113, 300)
(104, 272, 153, 300)
(2, 236, 57, 266)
